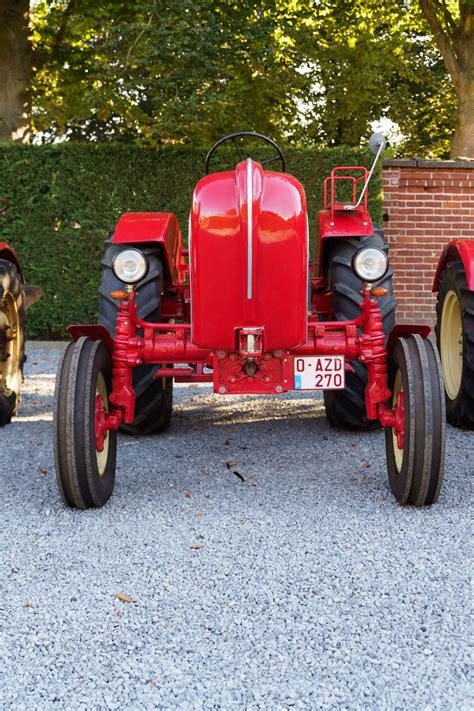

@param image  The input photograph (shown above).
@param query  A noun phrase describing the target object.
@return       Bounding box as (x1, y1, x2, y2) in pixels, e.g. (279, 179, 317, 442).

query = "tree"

(29, 0, 307, 147)
(0, 0, 30, 142)
(292, 0, 457, 156)
(419, 0, 474, 157)
(0, 0, 469, 157)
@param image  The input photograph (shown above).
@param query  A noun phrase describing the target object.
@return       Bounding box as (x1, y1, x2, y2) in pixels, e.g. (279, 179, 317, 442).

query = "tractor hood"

(190, 159, 308, 352)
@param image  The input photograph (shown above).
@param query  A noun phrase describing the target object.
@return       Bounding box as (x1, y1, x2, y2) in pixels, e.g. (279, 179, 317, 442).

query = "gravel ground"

(0, 344, 472, 710)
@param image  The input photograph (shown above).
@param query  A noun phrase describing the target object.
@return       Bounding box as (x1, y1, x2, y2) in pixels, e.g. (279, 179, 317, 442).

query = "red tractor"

(434, 239, 474, 430)
(0, 199, 42, 424)
(54, 132, 446, 509)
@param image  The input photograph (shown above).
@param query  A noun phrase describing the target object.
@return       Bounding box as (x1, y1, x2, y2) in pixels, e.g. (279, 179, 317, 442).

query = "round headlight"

(353, 247, 388, 282)
(112, 249, 148, 284)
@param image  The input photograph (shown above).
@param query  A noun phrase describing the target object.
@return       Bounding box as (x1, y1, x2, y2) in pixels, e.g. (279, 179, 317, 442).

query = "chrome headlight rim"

(352, 246, 389, 283)
(112, 248, 148, 284)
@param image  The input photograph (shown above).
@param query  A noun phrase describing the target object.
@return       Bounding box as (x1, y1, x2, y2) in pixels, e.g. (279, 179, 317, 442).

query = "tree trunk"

(451, 79, 474, 158)
(451, 7, 474, 159)
(0, 0, 31, 143)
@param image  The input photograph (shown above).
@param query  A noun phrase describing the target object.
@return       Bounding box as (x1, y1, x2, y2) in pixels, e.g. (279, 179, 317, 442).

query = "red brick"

(381, 162, 474, 325)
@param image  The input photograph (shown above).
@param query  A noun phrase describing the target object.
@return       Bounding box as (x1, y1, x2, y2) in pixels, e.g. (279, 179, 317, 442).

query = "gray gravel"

(0, 344, 472, 710)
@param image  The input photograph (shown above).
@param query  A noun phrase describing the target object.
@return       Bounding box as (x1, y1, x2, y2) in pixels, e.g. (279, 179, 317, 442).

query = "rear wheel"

(54, 337, 117, 509)
(385, 335, 445, 506)
(436, 260, 474, 429)
(0, 260, 25, 425)
(323, 234, 396, 429)
(99, 234, 173, 435)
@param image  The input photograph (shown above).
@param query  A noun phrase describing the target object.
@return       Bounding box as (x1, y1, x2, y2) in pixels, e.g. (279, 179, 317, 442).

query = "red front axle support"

(89, 288, 404, 450)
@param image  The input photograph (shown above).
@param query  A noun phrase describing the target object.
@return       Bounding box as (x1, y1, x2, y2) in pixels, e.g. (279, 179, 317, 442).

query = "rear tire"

(323, 234, 396, 429)
(54, 338, 117, 509)
(98, 234, 173, 435)
(385, 335, 445, 506)
(436, 260, 474, 429)
(0, 260, 26, 426)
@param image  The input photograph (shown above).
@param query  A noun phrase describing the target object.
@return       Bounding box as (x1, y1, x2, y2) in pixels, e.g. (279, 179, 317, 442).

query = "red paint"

(190, 160, 308, 351)
(432, 239, 474, 291)
(76, 288, 400, 434)
(394, 390, 405, 450)
(95, 394, 107, 452)
(113, 212, 186, 286)
(315, 166, 374, 276)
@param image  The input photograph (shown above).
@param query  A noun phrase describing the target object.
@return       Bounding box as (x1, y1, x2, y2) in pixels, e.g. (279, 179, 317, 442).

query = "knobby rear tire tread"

(98, 234, 173, 435)
(324, 233, 396, 430)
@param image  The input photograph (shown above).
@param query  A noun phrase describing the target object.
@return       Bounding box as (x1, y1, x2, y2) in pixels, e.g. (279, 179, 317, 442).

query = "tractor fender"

(67, 324, 114, 354)
(0, 242, 23, 280)
(316, 209, 374, 276)
(386, 324, 431, 355)
(112, 212, 185, 286)
(432, 239, 474, 291)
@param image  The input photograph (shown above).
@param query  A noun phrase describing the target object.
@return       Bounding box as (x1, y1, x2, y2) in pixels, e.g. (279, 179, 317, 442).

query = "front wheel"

(54, 337, 117, 509)
(385, 335, 445, 506)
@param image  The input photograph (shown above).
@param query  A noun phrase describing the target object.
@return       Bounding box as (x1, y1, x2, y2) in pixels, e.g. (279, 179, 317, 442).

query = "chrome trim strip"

(246, 158, 253, 300)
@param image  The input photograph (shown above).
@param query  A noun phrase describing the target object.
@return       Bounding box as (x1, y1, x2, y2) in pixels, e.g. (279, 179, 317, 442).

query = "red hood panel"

(190, 160, 308, 351)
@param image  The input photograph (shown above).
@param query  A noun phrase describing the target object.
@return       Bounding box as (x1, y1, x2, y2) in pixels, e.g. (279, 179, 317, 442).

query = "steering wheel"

(205, 131, 286, 175)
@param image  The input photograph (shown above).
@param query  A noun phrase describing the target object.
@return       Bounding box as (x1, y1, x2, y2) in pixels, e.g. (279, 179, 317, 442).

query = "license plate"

(294, 356, 345, 390)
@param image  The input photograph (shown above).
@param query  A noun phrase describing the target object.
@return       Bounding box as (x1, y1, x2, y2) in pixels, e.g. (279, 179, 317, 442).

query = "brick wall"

(382, 158, 474, 326)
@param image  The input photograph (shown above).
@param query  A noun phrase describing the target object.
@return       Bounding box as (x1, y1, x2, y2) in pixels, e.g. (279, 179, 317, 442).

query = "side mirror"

(369, 133, 387, 155)
(343, 133, 388, 212)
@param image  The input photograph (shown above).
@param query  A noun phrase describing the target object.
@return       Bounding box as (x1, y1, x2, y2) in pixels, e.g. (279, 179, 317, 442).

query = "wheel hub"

(440, 290, 463, 400)
(95, 394, 107, 452)
(394, 390, 405, 450)
(391, 370, 404, 472)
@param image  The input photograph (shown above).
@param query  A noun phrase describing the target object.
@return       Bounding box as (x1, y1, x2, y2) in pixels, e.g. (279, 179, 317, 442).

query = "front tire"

(54, 337, 117, 509)
(0, 260, 26, 425)
(436, 260, 474, 429)
(99, 235, 173, 435)
(323, 234, 396, 429)
(385, 335, 445, 506)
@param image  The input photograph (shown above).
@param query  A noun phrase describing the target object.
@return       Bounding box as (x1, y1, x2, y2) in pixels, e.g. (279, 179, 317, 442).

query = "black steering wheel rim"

(205, 131, 286, 175)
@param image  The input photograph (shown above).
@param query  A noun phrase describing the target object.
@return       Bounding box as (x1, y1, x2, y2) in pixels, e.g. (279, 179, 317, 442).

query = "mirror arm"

(343, 140, 385, 211)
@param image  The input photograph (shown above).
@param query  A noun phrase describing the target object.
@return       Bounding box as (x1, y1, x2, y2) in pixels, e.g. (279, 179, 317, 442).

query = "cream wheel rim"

(0, 291, 21, 400)
(441, 290, 463, 401)
(96, 372, 110, 477)
(392, 370, 404, 473)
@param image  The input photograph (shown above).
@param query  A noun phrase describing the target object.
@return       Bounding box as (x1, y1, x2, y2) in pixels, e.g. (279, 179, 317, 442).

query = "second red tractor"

(54, 132, 446, 509)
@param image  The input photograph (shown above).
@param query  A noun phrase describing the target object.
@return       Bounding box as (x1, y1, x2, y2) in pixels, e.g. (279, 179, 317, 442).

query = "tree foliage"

(0, 0, 466, 156)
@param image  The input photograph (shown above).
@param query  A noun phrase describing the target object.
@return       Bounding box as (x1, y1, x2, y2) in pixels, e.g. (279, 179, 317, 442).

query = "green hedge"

(0, 144, 382, 338)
